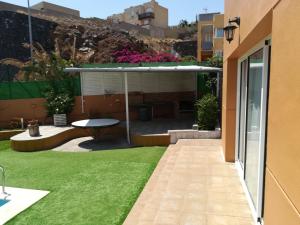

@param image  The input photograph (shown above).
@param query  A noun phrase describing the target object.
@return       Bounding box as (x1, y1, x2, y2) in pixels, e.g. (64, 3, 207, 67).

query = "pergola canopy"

(64, 65, 222, 73)
(64, 65, 222, 144)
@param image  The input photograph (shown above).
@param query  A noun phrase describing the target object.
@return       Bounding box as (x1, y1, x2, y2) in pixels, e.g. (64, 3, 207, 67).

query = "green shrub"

(44, 89, 75, 115)
(181, 55, 197, 62)
(195, 94, 218, 130)
(207, 55, 223, 68)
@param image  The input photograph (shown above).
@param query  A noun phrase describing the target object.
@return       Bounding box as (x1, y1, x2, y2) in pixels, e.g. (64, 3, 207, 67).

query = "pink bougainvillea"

(112, 49, 180, 63)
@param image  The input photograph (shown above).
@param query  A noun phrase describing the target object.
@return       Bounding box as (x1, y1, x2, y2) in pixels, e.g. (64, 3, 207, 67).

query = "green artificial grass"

(0, 141, 166, 225)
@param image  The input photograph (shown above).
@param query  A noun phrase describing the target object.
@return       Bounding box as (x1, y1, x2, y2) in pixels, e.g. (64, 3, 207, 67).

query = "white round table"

(72, 119, 120, 140)
(72, 119, 120, 128)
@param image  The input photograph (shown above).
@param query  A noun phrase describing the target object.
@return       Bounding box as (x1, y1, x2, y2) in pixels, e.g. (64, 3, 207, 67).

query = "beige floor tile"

(123, 211, 140, 225)
(183, 200, 207, 213)
(180, 213, 206, 225)
(187, 182, 207, 192)
(206, 200, 252, 218)
(184, 191, 207, 201)
(181, 146, 221, 152)
(206, 191, 248, 204)
(159, 198, 183, 211)
(206, 215, 237, 225)
(206, 200, 235, 216)
(139, 206, 159, 221)
(235, 217, 256, 225)
(206, 215, 255, 225)
(154, 211, 180, 225)
(230, 203, 253, 218)
(163, 190, 185, 198)
(137, 222, 156, 225)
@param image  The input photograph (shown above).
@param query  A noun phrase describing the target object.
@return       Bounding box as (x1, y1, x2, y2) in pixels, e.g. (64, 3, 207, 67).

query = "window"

(215, 50, 223, 57)
(204, 34, 212, 42)
(215, 28, 224, 38)
(146, 7, 154, 13)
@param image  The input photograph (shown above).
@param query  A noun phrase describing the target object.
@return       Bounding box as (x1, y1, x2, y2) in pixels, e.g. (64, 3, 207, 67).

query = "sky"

(7, 0, 224, 26)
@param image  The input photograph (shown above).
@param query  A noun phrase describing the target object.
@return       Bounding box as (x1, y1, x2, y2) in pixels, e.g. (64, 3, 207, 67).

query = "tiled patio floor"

(131, 118, 194, 135)
(123, 139, 255, 225)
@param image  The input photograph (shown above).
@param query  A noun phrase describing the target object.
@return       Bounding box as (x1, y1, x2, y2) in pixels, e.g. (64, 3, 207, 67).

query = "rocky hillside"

(0, 11, 56, 61)
(0, 10, 196, 80)
(0, 11, 179, 62)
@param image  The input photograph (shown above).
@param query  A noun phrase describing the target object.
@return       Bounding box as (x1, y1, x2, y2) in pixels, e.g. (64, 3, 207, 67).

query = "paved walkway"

(53, 137, 130, 152)
(123, 139, 254, 225)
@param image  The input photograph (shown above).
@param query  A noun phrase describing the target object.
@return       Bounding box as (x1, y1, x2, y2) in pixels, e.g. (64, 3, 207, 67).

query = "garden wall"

(0, 92, 195, 128)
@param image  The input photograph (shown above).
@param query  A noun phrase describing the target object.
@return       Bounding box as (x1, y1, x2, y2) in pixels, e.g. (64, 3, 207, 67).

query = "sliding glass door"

(236, 40, 270, 222)
(245, 49, 264, 208)
(237, 59, 248, 169)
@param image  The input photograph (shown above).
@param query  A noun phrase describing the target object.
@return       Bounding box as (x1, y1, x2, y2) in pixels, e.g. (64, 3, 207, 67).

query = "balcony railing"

(138, 12, 155, 20)
(198, 13, 220, 22)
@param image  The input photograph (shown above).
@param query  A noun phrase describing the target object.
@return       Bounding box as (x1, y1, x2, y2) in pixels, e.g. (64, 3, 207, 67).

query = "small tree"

(21, 46, 77, 116)
(195, 94, 218, 130)
(207, 55, 223, 68)
(23, 52, 74, 81)
(204, 55, 223, 95)
(179, 20, 189, 28)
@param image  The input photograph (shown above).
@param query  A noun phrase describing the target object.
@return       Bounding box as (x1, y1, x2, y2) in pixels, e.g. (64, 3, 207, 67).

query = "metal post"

(80, 73, 85, 114)
(124, 72, 131, 144)
(216, 72, 220, 98)
(0, 165, 8, 196)
(195, 72, 198, 100)
(27, 0, 33, 60)
(216, 71, 222, 129)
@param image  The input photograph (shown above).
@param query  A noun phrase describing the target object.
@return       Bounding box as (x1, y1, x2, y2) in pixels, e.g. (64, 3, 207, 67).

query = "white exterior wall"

(81, 72, 196, 96)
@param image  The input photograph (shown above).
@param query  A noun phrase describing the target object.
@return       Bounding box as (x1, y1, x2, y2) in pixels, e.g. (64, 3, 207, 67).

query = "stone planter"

(168, 128, 221, 144)
(53, 114, 67, 127)
(28, 124, 40, 137)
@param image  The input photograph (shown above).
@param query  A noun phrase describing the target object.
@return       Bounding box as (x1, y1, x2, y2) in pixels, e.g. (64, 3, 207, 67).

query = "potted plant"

(28, 120, 40, 137)
(45, 90, 75, 127)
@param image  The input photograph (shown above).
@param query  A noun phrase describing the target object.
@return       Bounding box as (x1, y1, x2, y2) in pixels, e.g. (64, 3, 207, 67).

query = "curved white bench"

(10, 126, 87, 152)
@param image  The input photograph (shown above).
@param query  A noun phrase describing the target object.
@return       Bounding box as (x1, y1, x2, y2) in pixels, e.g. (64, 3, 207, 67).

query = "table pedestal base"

(90, 128, 103, 140)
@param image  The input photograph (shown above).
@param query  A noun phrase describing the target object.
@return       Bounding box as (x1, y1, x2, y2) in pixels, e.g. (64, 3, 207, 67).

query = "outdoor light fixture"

(223, 17, 240, 43)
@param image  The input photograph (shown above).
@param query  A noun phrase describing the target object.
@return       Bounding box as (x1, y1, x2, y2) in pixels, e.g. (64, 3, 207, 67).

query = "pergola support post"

(80, 72, 85, 114)
(124, 72, 131, 144)
(217, 72, 220, 98)
(195, 72, 198, 100)
(216, 71, 222, 129)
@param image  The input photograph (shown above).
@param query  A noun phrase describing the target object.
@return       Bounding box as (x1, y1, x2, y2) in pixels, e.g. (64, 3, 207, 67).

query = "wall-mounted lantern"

(223, 17, 240, 43)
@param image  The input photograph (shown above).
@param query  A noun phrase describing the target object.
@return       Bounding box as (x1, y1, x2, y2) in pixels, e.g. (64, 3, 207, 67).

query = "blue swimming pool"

(0, 199, 9, 207)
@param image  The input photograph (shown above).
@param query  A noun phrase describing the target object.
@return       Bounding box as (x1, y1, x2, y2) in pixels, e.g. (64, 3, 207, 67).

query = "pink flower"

(112, 49, 180, 63)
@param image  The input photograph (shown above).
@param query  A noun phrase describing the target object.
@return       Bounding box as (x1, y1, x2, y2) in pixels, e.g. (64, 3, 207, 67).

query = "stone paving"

(11, 126, 73, 141)
(53, 136, 131, 152)
(123, 139, 255, 225)
(131, 119, 194, 135)
(0, 187, 49, 225)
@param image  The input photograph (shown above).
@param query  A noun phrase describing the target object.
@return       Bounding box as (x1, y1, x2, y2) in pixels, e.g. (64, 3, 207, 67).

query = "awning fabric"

(65, 65, 222, 73)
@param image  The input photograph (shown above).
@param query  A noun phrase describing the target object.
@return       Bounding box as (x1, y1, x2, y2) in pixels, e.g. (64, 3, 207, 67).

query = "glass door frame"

(235, 37, 271, 224)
